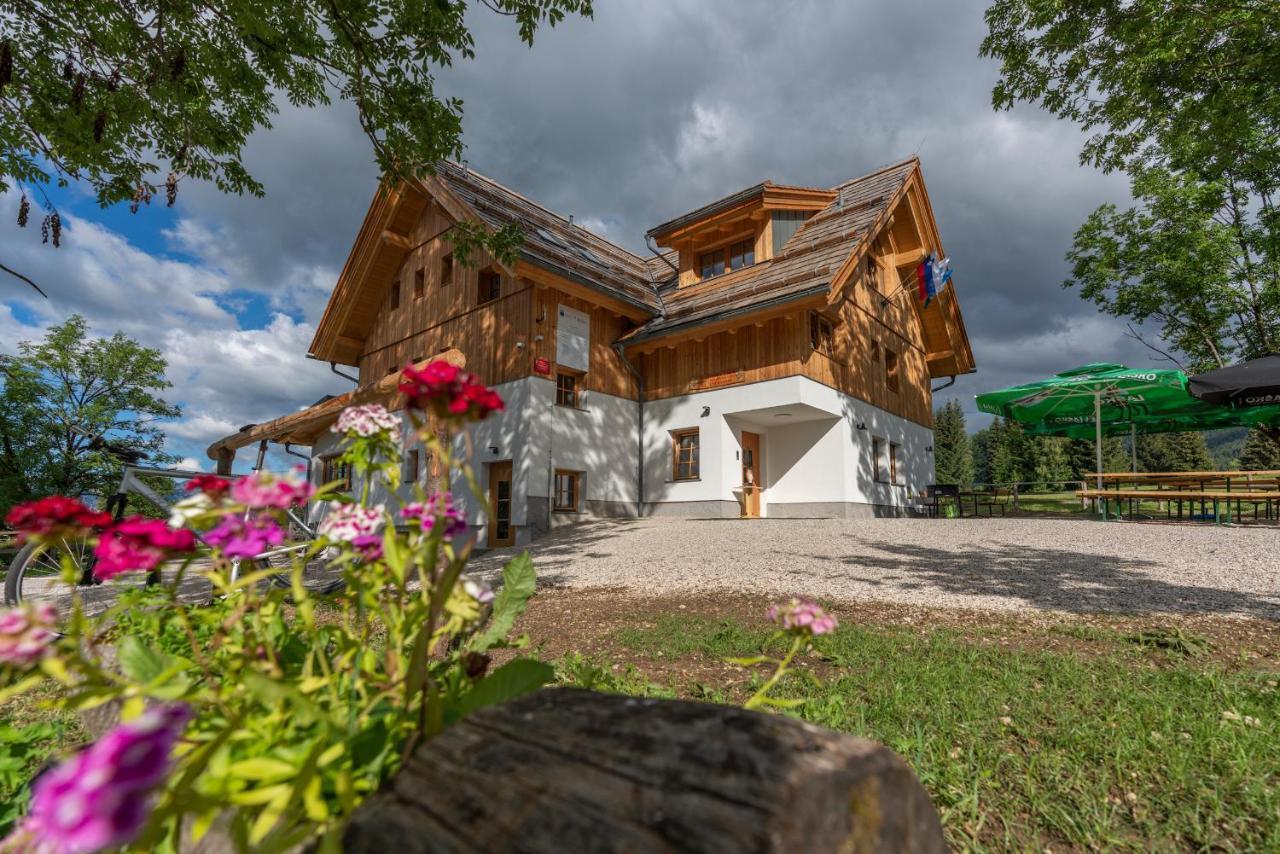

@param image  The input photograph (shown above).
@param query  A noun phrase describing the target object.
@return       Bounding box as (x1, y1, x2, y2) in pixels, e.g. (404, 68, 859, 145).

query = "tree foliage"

(932, 400, 973, 486)
(1237, 425, 1280, 470)
(0, 0, 591, 287)
(0, 315, 178, 513)
(1136, 431, 1214, 473)
(982, 1, 1280, 370)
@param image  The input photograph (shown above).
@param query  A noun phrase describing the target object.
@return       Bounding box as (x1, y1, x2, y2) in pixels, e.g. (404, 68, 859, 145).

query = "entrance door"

(487, 461, 515, 547)
(741, 431, 762, 518)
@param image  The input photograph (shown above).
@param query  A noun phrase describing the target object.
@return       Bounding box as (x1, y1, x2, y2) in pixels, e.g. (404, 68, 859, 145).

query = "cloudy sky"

(0, 0, 1153, 471)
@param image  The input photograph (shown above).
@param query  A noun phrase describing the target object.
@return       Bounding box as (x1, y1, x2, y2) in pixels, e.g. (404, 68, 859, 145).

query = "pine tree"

(1140, 432, 1213, 472)
(932, 400, 973, 485)
(1236, 426, 1280, 471)
(1031, 436, 1073, 487)
(1066, 436, 1126, 481)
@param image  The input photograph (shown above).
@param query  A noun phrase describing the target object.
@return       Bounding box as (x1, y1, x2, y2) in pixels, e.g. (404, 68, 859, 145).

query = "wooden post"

(342, 688, 946, 853)
(215, 447, 234, 476)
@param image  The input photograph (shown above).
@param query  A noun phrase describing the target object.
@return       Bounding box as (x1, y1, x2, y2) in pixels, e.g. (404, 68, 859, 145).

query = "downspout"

(613, 341, 646, 517)
(646, 235, 680, 277)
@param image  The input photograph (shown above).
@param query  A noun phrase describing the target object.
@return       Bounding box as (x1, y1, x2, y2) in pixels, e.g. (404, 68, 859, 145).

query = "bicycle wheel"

(4, 537, 94, 607)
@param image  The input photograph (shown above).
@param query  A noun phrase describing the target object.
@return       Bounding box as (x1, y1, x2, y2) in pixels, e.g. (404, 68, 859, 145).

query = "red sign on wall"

(533, 357, 552, 375)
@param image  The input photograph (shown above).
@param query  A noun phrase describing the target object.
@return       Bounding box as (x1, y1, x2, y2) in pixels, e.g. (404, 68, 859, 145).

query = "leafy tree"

(1237, 426, 1280, 471)
(932, 400, 972, 485)
(1066, 436, 1127, 482)
(981, 1, 1280, 371)
(1029, 435, 1072, 488)
(1137, 431, 1214, 473)
(0, 316, 178, 514)
(0, 0, 591, 290)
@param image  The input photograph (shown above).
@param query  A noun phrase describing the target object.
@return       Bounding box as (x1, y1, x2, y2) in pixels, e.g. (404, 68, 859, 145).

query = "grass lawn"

(530, 591, 1280, 852)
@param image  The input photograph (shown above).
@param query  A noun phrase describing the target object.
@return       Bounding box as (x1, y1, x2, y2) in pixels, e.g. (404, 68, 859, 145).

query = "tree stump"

(342, 688, 946, 853)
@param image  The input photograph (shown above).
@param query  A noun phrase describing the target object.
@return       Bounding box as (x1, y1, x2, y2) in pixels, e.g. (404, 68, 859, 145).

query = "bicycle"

(3, 438, 335, 608)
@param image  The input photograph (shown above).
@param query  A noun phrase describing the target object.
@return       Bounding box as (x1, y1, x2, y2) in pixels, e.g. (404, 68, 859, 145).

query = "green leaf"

(451, 659, 553, 719)
(468, 552, 536, 652)
(724, 656, 773, 667)
(226, 757, 297, 782)
(117, 635, 171, 684)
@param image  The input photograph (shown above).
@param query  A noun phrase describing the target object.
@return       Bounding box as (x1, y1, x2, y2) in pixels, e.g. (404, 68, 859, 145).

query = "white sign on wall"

(556, 304, 590, 372)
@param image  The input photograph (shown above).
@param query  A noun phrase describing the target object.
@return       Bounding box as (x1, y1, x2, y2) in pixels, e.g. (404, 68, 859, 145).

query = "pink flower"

(92, 518, 197, 580)
(398, 360, 504, 422)
(318, 504, 384, 543)
(231, 468, 315, 510)
(351, 534, 384, 561)
(0, 603, 58, 668)
(5, 496, 113, 544)
(766, 598, 838, 636)
(203, 516, 284, 559)
(332, 404, 401, 439)
(184, 474, 231, 499)
(401, 492, 468, 541)
(14, 704, 190, 853)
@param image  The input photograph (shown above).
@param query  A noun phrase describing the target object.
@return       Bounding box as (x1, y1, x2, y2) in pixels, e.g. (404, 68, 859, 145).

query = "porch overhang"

(724, 400, 841, 429)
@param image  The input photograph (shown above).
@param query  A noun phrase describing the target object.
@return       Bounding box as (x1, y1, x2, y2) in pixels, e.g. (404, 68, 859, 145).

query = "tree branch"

(0, 260, 49, 297)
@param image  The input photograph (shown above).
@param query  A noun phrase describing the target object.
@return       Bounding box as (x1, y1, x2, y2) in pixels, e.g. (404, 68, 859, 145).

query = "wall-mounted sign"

(533, 357, 552, 375)
(692, 369, 745, 391)
(556, 305, 590, 373)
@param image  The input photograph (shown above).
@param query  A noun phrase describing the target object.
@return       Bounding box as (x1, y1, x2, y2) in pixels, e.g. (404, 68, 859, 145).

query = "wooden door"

(741, 432, 762, 518)
(487, 461, 515, 547)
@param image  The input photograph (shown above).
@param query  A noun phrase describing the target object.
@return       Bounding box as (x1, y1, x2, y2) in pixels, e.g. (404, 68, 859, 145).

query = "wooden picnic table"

(1077, 488, 1280, 524)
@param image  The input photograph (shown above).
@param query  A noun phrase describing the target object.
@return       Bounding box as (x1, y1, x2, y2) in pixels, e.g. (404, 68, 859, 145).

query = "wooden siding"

(638, 314, 808, 401)
(526, 287, 638, 399)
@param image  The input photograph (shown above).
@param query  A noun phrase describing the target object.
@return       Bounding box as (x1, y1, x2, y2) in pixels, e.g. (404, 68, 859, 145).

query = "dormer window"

(698, 237, 756, 281)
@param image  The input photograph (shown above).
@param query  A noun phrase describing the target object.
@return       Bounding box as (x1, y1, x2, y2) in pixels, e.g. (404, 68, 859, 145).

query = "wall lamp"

(488, 445, 499, 455)
(701, 406, 711, 417)
(926, 446, 934, 453)
(855, 422, 867, 431)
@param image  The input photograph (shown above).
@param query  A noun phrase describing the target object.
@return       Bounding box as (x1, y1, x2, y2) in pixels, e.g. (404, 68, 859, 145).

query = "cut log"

(342, 687, 946, 853)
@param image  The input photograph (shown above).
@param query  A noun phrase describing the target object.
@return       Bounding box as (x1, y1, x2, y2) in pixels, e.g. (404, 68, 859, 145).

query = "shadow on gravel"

(804, 538, 1280, 621)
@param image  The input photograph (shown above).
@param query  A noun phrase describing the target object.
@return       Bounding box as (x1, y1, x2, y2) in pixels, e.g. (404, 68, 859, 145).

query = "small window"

(809, 312, 834, 356)
(321, 456, 352, 492)
(870, 339, 881, 367)
(698, 250, 725, 280)
(889, 442, 901, 484)
(885, 348, 900, 393)
(553, 469, 580, 512)
(478, 270, 501, 304)
(555, 373, 578, 407)
(405, 449, 420, 483)
(729, 238, 754, 270)
(672, 429, 700, 480)
(390, 279, 401, 310)
(872, 438, 887, 483)
(414, 268, 425, 299)
(441, 253, 453, 287)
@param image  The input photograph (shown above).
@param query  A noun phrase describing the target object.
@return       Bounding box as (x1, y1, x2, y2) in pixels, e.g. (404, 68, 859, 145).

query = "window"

(405, 449, 420, 484)
(698, 249, 725, 280)
(440, 253, 453, 287)
(889, 442, 901, 484)
(553, 469, 580, 512)
(390, 279, 401, 310)
(809, 312, 834, 356)
(672, 429, 700, 480)
(321, 456, 352, 492)
(885, 348, 900, 393)
(414, 268, 425, 300)
(478, 270, 501, 304)
(555, 373, 578, 407)
(729, 238, 755, 270)
(870, 339, 881, 368)
(872, 438, 887, 483)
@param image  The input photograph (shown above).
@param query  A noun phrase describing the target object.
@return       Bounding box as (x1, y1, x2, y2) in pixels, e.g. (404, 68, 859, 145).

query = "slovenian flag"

(917, 255, 932, 302)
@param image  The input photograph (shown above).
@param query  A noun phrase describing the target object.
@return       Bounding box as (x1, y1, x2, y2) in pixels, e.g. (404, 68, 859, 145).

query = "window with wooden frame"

(672, 429, 700, 481)
(869, 339, 882, 369)
(698, 236, 756, 281)
(440, 253, 453, 287)
(413, 268, 425, 300)
(889, 442, 901, 484)
(390, 279, 401, 311)
(809, 312, 835, 356)
(321, 456, 352, 492)
(405, 449, 420, 484)
(555, 372, 578, 407)
(728, 238, 754, 270)
(885, 347, 900, 393)
(872, 437, 887, 483)
(478, 269, 501, 304)
(698, 249, 726, 280)
(553, 469, 580, 512)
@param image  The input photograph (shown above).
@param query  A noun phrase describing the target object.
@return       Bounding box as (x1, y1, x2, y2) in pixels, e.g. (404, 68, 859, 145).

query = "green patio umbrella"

(976, 363, 1204, 487)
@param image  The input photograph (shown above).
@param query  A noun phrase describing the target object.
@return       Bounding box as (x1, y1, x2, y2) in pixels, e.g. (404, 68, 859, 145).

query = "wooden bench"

(1077, 489, 1280, 523)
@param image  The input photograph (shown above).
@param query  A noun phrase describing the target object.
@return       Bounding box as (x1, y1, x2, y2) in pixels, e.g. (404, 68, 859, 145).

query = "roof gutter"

(617, 283, 830, 350)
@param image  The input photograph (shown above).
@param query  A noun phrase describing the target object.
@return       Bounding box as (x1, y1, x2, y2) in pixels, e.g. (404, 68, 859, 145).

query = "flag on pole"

(916, 257, 928, 301)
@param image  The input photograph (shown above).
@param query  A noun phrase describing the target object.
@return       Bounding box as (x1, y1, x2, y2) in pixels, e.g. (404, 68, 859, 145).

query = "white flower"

(462, 578, 495, 605)
(318, 504, 385, 542)
(332, 404, 401, 440)
(168, 493, 212, 527)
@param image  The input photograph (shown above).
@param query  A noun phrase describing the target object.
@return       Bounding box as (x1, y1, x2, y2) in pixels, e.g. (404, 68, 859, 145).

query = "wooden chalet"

(208, 157, 975, 546)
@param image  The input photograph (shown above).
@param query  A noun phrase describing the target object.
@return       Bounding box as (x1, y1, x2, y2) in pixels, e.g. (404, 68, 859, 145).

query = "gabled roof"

(622, 158, 918, 344)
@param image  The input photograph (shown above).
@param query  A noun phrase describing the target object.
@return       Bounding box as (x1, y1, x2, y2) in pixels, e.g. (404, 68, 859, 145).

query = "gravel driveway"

(471, 517, 1280, 619)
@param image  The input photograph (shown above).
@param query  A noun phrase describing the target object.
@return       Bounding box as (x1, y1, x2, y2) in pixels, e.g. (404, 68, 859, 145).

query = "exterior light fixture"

(926, 445, 934, 453)
(488, 445, 499, 454)
(701, 406, 711, 417)
(856, 422, 867, 431)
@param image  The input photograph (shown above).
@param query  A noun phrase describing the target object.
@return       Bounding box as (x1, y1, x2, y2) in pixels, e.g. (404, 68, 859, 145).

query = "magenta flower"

(15, 704, 190, 853)
(203, 515, 285, 559)
(401, 492, 468, 541)
(231, 468, 315, 510)
(332, 403, 401, 440)
(351, 534, 384, 561)
(318, 504, 384, 543)
(0, 603, 58, 668)
(92, 518, 197, 581)
(398, 360, 504, 423)
(766, 598, 838, 636)
(5, 496, 113, 545)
